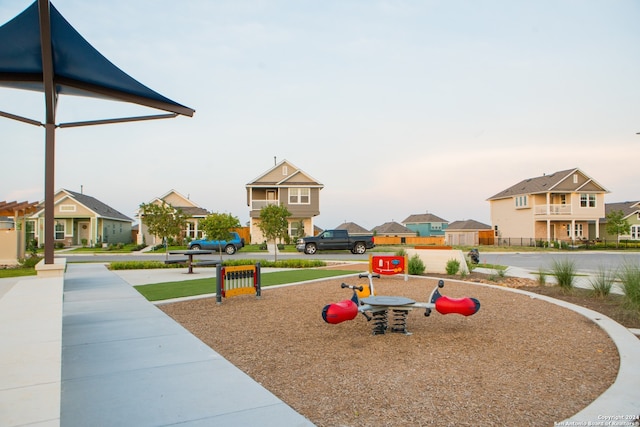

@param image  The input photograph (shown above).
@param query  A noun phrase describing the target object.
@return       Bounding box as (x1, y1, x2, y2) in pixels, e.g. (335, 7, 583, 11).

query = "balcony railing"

(251, 200, 279, 210)
(534, 204, 572, 215)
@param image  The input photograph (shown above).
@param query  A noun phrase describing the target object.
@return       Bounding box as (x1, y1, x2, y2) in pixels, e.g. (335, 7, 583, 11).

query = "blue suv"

(188, 232, 245, 255)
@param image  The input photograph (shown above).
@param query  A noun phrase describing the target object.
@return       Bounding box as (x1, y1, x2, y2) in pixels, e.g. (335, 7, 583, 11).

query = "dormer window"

(282, 166, 288, 176)
(573, 174, 578, 184)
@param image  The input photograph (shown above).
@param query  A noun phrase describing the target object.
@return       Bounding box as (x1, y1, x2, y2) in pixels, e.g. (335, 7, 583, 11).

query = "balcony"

(534, 204, 572, 215)
(251, 200, 279, 210)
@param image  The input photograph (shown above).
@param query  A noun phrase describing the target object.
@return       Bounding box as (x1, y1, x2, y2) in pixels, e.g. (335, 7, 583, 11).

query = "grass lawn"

(134, 269, 356, 301)
(0, 268, 37, 279)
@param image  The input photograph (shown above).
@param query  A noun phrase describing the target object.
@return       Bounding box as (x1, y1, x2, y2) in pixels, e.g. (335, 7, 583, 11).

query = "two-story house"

(246, 160, 323, 244)
(402, 212, 449, 236)
(488, 168, 608, 243)
(136, 190, 209, 246)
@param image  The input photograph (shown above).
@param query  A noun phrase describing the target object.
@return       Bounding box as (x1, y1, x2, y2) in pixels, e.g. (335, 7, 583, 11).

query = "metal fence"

(486, 237, 640, 250)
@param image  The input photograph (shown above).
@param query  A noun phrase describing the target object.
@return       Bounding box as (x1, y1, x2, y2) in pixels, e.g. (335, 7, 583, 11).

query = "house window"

(567, 223, 583, 238)
(282, 166, 288, 176)
(631, 225, 640, 240)
(289, 188, 310, 204)
(25, 220, 36, 243)
(186, 222, 202, 239)
(59, 204, 76, 212)
(559, 194, 566, 205)
(515, 195, 528, 208)
(580, 194, 596, 208)
(431, 223, 442, 230)
(573, 174, 578, 184)
(55, 221, 65, 240)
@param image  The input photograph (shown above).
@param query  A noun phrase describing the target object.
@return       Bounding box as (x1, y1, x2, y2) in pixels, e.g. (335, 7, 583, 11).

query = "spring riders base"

(322, 280, 481, 335)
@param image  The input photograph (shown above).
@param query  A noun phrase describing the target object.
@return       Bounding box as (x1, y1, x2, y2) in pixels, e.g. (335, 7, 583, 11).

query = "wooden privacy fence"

(373, 236, 445, 246)
(216, 263, 261, 304)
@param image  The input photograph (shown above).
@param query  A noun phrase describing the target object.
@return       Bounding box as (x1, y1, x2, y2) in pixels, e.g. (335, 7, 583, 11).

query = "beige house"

(29, 189, 133, 248)
(445, 219, 491, 246)
(136, 190, 209, 246)
(246, 160, 323, 244)
(488, 168, 608, 243)
(0, 200, 39, 264)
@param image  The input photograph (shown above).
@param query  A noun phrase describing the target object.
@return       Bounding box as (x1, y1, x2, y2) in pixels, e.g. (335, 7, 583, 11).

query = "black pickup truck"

(296, 229, 375, 255)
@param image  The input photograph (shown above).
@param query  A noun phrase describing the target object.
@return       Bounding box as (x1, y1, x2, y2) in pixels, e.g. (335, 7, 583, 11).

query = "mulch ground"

(161, 267, 620, 426)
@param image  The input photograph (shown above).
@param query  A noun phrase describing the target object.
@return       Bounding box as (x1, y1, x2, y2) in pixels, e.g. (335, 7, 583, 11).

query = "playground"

(161, 272, 619, 426)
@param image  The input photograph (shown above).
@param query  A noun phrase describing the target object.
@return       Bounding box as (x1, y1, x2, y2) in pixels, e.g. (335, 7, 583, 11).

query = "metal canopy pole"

(39, 0, 57, 264)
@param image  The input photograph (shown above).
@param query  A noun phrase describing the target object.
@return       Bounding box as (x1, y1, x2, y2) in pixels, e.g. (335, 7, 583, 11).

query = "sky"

(1, 0, 639, 231)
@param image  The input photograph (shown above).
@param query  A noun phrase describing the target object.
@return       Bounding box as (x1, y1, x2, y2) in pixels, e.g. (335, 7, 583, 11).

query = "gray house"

(335, 222, 371, 235)
(372, 221, 416, 237)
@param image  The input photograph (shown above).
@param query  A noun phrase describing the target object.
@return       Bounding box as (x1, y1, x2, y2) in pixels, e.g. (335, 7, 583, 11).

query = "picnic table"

(167, 250, 217, 274)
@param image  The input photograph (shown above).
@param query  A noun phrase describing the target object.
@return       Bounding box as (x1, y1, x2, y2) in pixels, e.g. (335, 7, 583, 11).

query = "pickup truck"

(188, 232, 245, 255)
(296, 229, 375, 255)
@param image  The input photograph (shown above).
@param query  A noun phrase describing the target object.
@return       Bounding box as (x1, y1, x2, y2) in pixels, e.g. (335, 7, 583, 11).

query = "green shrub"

(407, 254, 425, 275)
(535, 268, 547, 286)
(466, 259, 476, 272)
(110, 261, 170, 270)
(259, 241, 268, 250)
(395, 248, 407, 257)
(618, 262, 640, 311)
(18, 256, 42, 268)
(551, 258, 577, 291)
(588, 266, 616, 298)
(445, 259, 460, 276)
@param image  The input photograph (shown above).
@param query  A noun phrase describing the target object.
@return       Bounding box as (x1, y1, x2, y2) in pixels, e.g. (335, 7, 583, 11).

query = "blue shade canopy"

(0, 1, 195, 117)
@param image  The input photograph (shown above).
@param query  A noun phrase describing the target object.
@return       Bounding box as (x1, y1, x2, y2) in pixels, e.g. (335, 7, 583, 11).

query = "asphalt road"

(57, 251, 377, 264)
(480, 251, 640, 274)
(60, 250, 640, 274)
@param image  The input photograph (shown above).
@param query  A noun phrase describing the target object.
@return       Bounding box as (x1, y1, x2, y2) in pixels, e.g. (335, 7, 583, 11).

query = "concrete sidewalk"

(60, 263, 313, 426)
(1, 262, 639, 426)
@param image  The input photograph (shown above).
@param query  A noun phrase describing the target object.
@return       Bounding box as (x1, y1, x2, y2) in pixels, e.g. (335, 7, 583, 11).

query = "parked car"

(188, 232, 245, 255)
(296, 229, 375, 254)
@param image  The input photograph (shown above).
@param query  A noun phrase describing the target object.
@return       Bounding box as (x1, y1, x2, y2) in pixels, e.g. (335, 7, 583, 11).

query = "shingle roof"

(371, 221, 415, 235)
(402, 213, 448, 224)
(180, 206, 209, 217)
(487, 168, 578, 200)
(335, 222, 370, 234)
(65, 190, 133, 222)
(446, 219, 491, 231)
(600, 201, 640, 223)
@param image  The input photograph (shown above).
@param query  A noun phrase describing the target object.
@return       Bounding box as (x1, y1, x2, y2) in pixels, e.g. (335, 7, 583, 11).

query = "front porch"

(535, 219, 600, 243)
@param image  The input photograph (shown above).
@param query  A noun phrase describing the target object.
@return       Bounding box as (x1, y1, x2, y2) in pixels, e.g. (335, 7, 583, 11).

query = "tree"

(199, 212, 241, 260)
(258, 204, 291, 261)
(605, 209, 630, 248)
(139, 202, 190, 258)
